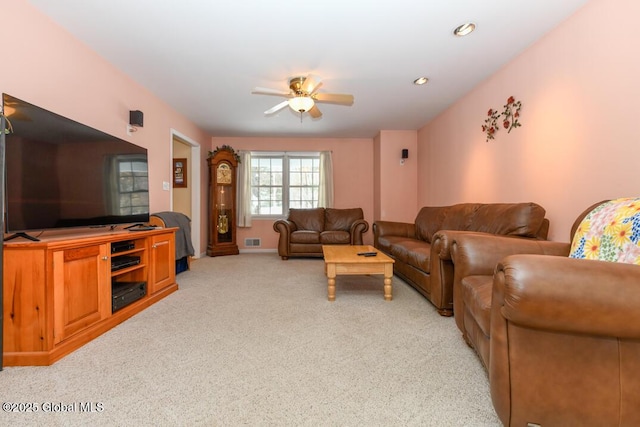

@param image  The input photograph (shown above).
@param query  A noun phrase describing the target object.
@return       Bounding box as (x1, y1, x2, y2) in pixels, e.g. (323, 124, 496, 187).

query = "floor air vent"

(244, 238, 261, 247)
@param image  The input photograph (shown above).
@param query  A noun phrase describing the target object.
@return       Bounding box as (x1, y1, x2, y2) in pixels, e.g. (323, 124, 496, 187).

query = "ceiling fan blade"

(309, 82, 323, 96)
(301, 74, 322, 94)
(264, 100, 290, 115)
(313, 93, 354, 106)
(252, 87, 291, 97)
(308, 104, 322, 118)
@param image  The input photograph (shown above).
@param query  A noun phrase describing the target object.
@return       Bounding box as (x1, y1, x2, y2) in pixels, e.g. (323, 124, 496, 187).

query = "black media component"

(112, 281, 147, 312)
(111, 240, 135, 254)
(111, 255, 141, 272)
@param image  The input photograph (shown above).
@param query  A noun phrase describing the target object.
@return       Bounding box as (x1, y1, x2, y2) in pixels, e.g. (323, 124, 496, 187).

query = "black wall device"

(401, 149, 409, 159)
(129, 110, 144, 127)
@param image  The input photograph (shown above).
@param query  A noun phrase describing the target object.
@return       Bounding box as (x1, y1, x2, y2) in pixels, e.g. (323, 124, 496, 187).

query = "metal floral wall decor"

(482, 96, 522, 142)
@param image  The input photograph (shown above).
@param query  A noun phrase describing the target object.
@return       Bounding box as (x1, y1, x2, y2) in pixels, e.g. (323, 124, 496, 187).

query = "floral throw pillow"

(569, 197, 640, 265)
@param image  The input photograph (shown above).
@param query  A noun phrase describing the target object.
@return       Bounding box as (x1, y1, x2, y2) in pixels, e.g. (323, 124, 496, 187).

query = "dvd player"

(112, 240, 135, 254)
(111, 255, 140, 271)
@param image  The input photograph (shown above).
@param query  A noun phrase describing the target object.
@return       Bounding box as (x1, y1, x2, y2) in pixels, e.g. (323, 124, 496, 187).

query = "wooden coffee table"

(322, 245, 394, 301)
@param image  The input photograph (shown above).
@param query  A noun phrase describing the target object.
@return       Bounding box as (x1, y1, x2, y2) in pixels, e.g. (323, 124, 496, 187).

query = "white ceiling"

(29, 0, 590, 139)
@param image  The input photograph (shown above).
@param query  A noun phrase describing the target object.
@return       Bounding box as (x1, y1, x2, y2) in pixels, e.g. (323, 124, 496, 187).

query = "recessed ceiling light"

(453, 22, 476, 37)
(413, 77, 429, 85)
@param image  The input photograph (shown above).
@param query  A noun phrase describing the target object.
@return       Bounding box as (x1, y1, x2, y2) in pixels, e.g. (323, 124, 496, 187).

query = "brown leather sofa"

(449, 201, 640, 425)
(273, 207, 369, 260)
(373, 203, 548, 316)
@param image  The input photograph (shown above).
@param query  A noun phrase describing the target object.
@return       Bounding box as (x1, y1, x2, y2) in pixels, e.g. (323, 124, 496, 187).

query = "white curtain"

(236, 150, 252, 227)
(318, 151, 334, 208)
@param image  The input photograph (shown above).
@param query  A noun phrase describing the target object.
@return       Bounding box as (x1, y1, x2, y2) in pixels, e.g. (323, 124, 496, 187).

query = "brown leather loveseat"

(373, 203, 548, 316)
(273, 207, 369, 260)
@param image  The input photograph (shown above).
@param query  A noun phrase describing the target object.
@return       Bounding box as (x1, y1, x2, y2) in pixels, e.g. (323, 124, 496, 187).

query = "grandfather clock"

(207, 146, 239, 256)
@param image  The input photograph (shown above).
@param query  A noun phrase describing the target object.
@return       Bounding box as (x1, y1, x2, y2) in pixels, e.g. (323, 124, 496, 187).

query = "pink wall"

(374, 130, 418, 222)
(2, 0, 210, 251)
(211, 137, 374, 248)
(418, 0, 639, 242)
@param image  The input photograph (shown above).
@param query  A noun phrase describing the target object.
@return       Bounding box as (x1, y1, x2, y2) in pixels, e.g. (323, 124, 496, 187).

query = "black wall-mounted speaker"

(129, 110, 144, 127)
(401, 149, 409, 159)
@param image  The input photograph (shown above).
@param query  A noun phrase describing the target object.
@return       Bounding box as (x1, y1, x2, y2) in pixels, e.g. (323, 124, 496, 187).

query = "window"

(251, 153, 320, 216)
(116, 156, 149, 215)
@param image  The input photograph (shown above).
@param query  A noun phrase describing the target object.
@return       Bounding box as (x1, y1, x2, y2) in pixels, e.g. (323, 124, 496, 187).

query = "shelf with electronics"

(2, 228, 178, 366)
(207, 145, 240, 256)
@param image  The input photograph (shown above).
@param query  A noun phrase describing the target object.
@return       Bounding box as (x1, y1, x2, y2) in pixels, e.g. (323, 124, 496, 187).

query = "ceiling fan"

(251, 74, 354, 119)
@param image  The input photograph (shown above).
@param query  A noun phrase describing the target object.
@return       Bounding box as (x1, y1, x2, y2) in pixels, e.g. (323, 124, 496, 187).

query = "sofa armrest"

(273, 219, 297, 234)
(450, 233, 570, 277)
(494, 255, 640, 337)
(350, 219, 369, 245)
(373, 220, 415, 240)
(490, 255, 640, 424)
(273, 219, 297, 259)
(429, 230, 484, 315)
(428, 231, 569, 317)
(432, 230, 487, 260)
(449, 233, 570, 327)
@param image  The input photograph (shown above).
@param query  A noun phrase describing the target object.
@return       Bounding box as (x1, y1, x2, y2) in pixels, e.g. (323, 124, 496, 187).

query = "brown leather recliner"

(491, 254, 640, 426)
(451, 200, 640, 425)
(273, 207, 369, 260)
(450, 201, 602, 368)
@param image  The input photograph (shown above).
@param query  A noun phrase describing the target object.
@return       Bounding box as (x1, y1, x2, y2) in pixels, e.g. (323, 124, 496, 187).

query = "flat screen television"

(3, 93, 149, 238)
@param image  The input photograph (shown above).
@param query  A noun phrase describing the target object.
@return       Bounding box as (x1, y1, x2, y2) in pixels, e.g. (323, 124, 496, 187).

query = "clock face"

(217, 163, 232, 184)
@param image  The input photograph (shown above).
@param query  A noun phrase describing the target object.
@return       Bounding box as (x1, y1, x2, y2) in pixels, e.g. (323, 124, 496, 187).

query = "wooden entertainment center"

(2, 227, 178, 366)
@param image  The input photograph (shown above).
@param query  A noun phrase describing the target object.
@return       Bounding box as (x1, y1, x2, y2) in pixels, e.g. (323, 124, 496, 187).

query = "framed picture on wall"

(173, 158, 187, 188)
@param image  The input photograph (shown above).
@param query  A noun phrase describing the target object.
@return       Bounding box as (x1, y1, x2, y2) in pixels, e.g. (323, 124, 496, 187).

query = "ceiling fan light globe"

(289, 96, 314, 113)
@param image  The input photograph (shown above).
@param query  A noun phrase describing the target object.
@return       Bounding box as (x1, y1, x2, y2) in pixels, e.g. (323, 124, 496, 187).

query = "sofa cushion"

(387, 239, 431, 273)
(414, 207, 448, 243)
(288, 208, 325, 232)
(461, 275, 493, 338)
(414, 204, 481, 243)
(441, 203, 481, 231)
(470, 203, 546, 237)
(325, 208, 364, 231)
(375, 235, 398, 253)
(320, 230, 351, 244)
(570, 197, 640, 265)
(290, 230, 321, 244)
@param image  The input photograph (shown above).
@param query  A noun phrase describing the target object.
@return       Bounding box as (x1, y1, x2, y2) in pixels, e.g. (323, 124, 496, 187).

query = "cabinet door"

(3, 248, 48, 352)
(53, 244, 111, 344)
(148, 232, 176, 294)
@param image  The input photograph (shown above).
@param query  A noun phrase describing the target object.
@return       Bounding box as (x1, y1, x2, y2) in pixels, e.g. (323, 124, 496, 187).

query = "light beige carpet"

(0, 253, 500, 426)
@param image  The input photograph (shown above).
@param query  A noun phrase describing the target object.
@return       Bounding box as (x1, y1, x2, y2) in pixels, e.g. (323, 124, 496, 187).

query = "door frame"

(170, 129, 201, 258)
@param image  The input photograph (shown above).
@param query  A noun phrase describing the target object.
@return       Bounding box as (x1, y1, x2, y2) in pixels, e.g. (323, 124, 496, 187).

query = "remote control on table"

(357, 251, 378, 257)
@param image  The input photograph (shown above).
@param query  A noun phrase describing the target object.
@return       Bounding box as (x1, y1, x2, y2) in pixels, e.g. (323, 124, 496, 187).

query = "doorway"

(171, 130, 201, 258)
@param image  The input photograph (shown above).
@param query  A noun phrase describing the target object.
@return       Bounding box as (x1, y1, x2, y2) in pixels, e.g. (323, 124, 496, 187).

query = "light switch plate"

(162, 181, 170, 191)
